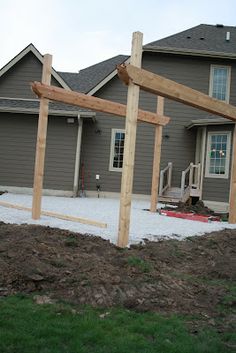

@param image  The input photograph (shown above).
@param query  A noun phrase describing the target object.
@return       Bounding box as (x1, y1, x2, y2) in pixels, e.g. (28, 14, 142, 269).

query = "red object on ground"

(159, 209, 221, 223)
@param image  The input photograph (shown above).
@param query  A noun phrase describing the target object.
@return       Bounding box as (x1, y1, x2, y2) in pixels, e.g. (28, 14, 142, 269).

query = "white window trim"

(109, 128, 125, 172)
(209, 64, 231, 103)
(205, 131, 231, 179)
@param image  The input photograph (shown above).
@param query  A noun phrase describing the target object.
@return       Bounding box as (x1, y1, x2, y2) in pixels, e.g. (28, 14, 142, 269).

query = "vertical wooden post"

(150, 96, 164, 212)
(199, 127, 206, 200)
(228, 124, 236, 223)
(32, 54, 52, 219)
(117, 32, 143, 247)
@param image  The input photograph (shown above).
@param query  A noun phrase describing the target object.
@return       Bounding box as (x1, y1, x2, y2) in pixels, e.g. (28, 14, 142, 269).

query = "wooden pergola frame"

(31, 31, 236, 247)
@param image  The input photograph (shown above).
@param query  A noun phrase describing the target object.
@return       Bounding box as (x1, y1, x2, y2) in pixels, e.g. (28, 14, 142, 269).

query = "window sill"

(205, 173, 229, 179)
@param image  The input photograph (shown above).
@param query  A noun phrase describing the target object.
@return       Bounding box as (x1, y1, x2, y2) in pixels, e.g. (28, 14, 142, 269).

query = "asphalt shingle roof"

(0, 98, 94, 116)
(58, 55, 129, 93)
(144, 24, 236, 56)
(2, 24, 236, 119)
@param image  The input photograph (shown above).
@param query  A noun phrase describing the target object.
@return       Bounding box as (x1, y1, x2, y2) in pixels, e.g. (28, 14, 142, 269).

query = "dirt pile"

(163, 200, 217, 216)
(0, 222, 235, 330)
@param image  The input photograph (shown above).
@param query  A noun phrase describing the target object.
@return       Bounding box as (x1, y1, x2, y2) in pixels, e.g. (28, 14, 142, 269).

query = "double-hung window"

(109, 129, 125, 171)
(209, 65, 231, 102)
(205, 131, 231, 179)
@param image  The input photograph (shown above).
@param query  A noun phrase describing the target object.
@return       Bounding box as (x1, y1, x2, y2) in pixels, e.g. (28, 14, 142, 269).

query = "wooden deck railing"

(159, 162, 172, 196)
(181, 162, 201, 198)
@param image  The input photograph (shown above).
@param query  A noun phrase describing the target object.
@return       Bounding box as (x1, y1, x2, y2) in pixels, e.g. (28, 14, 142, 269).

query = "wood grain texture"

(32, 82, 170, 126)
(117, 32, 143, 248)
(0, 201, 107, 228)
(150, 97, 164, 212)
(124, 64, 236, 121)
(32, 54, 52, 219)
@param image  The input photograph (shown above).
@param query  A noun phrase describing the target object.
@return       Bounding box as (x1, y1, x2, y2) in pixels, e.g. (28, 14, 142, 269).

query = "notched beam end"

(117, 64, 130, 85)
(31, 81, 42, 98)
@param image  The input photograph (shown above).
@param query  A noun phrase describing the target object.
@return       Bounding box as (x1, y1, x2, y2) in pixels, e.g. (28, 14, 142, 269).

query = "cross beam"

(118, 64, 236, 121)
(31, 82, 170, 126)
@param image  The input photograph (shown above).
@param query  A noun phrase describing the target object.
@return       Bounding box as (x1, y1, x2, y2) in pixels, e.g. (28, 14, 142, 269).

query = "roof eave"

(143, 46, 236, 60)
(187, 118, 234, 129)
(0, 106, 96, 118)
(0, 44, 72, 90)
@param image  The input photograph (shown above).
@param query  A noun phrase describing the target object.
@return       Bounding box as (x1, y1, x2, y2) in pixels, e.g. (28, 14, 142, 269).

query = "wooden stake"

(150, 97, 164, 212)
(32, 54, 52, 219)
(229, 124, 236, 223)
(31, 82, 170, 126)
(117, 32, 143, 248)
(0, 201, 107, 228)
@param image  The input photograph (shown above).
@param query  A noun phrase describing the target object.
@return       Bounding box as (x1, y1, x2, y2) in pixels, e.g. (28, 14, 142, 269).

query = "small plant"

(64, 236, 78, 247)
(127, 256, 152, 273)
(50, 259, 66, 268)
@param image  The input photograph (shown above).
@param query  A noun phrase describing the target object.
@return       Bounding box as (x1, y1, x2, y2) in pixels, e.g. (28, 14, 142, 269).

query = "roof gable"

(0, 44, 71, 90)
(144, 24, 236, 58)
(59, 55, 129, 94)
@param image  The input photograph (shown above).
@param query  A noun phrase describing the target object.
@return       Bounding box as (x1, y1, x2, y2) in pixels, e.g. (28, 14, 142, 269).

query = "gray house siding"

(81, 52, 214, 194)
(202, 124, 234, 203)
(0, 113, 77, 191)
(1, 46, 236, 203)
(81, 52, 236, 199)
(0, 52, 60, 99)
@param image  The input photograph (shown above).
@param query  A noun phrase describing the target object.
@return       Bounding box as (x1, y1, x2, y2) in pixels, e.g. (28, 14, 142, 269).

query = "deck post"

(117, 32, 143, 248)
(229, 124, 236, 223)
(32, 54, 52, 219)
(150, 96, 164, 212)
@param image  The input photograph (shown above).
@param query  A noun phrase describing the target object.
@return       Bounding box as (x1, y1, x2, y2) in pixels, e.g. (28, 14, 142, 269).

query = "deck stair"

(158, 162, 201, 203)
(159, 187, 188, 203)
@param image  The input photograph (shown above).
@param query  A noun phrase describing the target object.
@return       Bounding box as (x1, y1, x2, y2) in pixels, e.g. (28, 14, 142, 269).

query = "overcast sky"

(1, 0, 235, 72)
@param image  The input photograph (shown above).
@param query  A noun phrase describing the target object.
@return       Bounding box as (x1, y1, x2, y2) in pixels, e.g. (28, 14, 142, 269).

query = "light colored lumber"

(150, 96, 164, 212)
(32, 54, 52, 220)
(199, 127, 206, 200)
(119, 64, 236, 121)
(117, 31, 143, 248)
(229, 124, 236, 223)
(0, 201, 107, 228)
(31, 81, 170, 126)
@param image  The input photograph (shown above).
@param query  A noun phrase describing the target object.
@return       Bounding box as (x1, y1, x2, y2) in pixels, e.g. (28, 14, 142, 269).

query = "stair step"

(158, 196, 181, 203)
(163, 187, 182, 198)
(159, 186, 192, 203)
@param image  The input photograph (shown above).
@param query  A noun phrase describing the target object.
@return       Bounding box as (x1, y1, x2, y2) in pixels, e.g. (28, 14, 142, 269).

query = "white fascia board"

(0, 44, 71, 90)
(87, 57, 130, 96)
(187, 118, 233, 129)
(143, 46, 236, 60)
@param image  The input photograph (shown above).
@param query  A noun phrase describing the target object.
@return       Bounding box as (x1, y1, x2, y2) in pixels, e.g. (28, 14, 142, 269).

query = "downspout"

(73, 115, 83, 197)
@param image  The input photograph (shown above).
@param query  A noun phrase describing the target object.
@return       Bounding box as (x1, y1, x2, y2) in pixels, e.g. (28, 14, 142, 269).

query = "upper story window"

(205, 131, 231, 179)
(209, 65, 231, 102)
(109, 129, 125, 171)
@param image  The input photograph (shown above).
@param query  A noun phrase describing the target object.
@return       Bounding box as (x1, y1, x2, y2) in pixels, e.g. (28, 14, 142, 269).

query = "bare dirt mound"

(0, 222, 235, 330)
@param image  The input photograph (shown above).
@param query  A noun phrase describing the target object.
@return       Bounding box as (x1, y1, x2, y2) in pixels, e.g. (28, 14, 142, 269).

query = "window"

(205, 132, 231, 179)
(109, 129, 125, 171)
(209, 65, 231, 102)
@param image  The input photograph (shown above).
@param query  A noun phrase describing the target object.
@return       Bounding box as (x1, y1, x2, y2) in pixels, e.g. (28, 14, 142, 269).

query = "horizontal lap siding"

(0, 52, 60, 99)
(202, 125, 234, 202)
(0, 113, 77, 190)
(81, 52, 236, 196)
(81, 52, 206, 194)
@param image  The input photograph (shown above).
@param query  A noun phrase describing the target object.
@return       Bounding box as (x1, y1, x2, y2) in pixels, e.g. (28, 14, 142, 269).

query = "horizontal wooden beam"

(119, 64, 236, 121)
(31, 82, 170, 126)
(0, 201, 107, 228)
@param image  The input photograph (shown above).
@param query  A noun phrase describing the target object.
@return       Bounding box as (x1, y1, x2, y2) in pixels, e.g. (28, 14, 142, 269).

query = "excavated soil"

(0, 222, 235, 331)
(162, 200, 217, 216)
